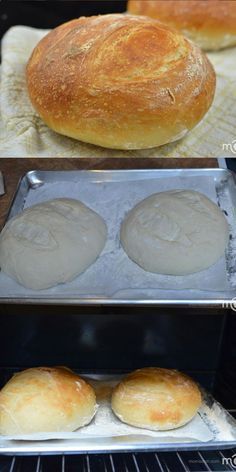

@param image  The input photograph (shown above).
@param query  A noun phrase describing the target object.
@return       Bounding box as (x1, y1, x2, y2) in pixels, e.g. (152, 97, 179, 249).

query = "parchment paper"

(1, 376, 232, 443)
(0, 173, 234, 299)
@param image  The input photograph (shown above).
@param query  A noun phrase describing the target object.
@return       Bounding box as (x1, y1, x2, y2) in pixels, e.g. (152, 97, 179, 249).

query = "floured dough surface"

(121, 190, 229, 275)
(0, 198, 107, 289)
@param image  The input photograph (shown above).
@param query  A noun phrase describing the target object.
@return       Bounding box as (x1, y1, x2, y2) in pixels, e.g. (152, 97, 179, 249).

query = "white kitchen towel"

(0, 25, 236, 158)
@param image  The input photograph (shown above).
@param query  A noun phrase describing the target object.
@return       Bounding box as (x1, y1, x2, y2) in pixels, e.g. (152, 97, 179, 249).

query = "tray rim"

(0, 297, 234, 307)
(5, 167, 236, 225)
(1, 167, 236, 308)
(0, 439, 236, 455)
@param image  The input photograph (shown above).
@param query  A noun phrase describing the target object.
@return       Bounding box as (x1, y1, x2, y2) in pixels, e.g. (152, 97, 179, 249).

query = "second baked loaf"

(111, 368, 202, 430)
(128, 0, 236, 51)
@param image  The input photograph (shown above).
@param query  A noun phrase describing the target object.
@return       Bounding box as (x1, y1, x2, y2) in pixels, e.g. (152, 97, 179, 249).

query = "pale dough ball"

(0, 367, 97, 435)
(121, 190, 229, 275)
(111, 367, 202, 431)
(0, 198, 107, 289)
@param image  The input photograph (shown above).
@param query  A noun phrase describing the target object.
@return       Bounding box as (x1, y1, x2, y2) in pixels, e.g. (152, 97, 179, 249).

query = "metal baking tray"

(0, 373, 236, 455)
(1, 168, 236, 306)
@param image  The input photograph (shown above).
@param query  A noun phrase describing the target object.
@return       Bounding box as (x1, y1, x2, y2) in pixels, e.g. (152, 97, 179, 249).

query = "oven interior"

(0, 304, 235, 470)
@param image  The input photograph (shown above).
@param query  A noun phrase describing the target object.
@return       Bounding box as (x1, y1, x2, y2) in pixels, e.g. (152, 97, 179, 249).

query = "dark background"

(0, 1, 127, 40)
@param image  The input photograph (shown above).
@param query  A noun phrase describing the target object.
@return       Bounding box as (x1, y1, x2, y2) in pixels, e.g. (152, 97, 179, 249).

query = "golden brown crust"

(0, 367, 97, 435)
(128, 1, 236, 50)
(111, 368, 202, 431)
(26, 14, 216, 150)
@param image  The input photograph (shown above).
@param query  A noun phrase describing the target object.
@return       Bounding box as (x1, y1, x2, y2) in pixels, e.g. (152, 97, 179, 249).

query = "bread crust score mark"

(26, 14, 216, 150)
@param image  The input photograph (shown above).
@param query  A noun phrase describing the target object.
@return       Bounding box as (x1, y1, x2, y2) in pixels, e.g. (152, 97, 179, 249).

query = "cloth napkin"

(0, 25, 236, 158)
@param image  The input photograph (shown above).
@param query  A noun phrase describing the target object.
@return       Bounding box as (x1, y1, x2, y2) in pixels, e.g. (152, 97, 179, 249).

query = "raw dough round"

(0, 198, 107, 289)
(120, 190, 229, 275)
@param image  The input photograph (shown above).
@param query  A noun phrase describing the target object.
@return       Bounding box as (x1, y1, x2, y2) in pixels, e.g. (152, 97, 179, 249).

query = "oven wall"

(0, 305, 227, 393)
(215, 313, 236, 410)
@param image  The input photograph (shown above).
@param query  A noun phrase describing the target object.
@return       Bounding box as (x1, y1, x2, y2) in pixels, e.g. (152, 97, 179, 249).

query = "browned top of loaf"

(0, 367, 94, 415)
(112, 368, 202, 428)
(26, 14, 214, 128)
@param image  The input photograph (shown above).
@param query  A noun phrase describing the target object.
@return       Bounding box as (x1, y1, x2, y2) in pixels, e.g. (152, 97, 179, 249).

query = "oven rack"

(1, 449, 236, 472)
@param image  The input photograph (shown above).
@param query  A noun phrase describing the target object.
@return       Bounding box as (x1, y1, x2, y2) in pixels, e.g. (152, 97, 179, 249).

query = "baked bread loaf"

(120, 190, 229, 275)
(26, 14, 216, 150)
(128, 1, 236, 51)
(0, 367, 97, 435)
(111, 368, 202, 431)
(0, 198, 107, 290)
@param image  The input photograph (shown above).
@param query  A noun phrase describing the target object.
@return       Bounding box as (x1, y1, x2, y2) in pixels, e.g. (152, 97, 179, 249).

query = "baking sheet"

(0, 374, 236, 454)
(1, 169, 236, 304)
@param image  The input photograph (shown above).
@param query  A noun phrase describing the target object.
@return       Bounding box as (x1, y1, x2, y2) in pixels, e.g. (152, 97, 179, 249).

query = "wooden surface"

(0, 158, 218, 229)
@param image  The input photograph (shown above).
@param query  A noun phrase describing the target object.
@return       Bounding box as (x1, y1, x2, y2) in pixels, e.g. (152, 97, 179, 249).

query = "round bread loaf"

(128, 0, 236, 51)
(0, 198, 107, 290)
(26, 14, 216, 150)
(111, 368, 202, 431)
(121, 190, 229, 275)
(0, 367, 97, 435)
